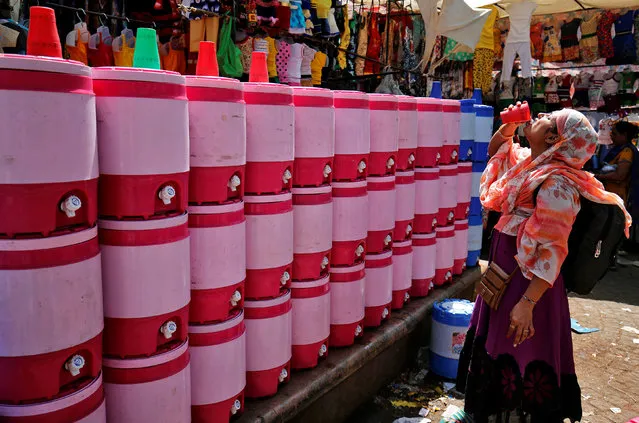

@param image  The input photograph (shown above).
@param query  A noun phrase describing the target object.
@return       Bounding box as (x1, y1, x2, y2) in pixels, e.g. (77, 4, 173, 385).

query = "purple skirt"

(456, 231, 582, 423)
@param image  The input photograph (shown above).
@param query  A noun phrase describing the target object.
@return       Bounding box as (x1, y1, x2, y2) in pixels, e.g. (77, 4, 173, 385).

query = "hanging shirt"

(504, 0, 537, 44)
(476, 5, 498, 51)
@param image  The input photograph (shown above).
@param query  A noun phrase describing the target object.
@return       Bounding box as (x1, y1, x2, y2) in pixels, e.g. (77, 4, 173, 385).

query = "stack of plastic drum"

(412, 96, 443, 298)
(186, 75, 247, 422)
(93, 67, 191, 422)
(453, 99, 475, 276)
(0, 55, 106, 421)
(243, 82, 294, 398)
(330, 91, 369, 347)
(468, 104, 493, 268)
(365, 94, 398, 328)
(392, 96, 417, 310)
(290, 87, 333, 370)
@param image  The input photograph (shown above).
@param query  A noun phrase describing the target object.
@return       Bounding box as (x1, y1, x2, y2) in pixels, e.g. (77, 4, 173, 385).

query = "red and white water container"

(292, 87, 335, 187)
(397, 95, 418, 171)
(453, 219, 469, 275)
(391, 240, 413, 310)
(333, 91, 370, 181)
(368, 94, 399, 177)
(245, 193, 294, 299)
(186, 76, 246, 205)
(244, 83, 294, 195)
(99, 214, 190, 358)
(0, 55, 98, 238)
(291, 276, 331, 369)
(189, 311, 246, 423)
(103, 340, 191, 423)
(0, 228, 103, 403)
(331, 181, 368, 267)
(411, 232, 436, 297)
(329, 264, 365, 347)
(437, 164, 458, 227)
(367, 175, 396, 254)
(394, 170, 415, 242)
(0, 374, 106, 422)
(244, 291, 292, 398)
(93, 68, 188, 219)
(364, 251, 393, 328)
(293, 186, 332, 281)
(414, 167, 440, 234)
(189, 202, 245, 323)
(416, 97, 443, 168)
(441, 99, 461, 165)
(434, 225, 455, 286)
(455, 162, 472, 220)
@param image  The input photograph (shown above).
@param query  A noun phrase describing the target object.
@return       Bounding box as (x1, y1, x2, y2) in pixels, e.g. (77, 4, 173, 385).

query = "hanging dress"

(602, 71, 621, 113)
(557, 73, 574, 108)
(579, 14, 600, 64)
(572, 72, 592, 109)
(355, 12, 369, 76)
(88, 31, 114, 67)
(530, 22, 544, 61)
(542, 18, 562, 62)
(560, 18, 581, 62)
(364, 13, 381, 75)
(66, 29, 88, 65)
(276, 39, 291, 83)
(610, 10, 637, 64)
(113, 33, 135, 67)
(544, 75, 560, 105)
(588, 70, 606, 110)
(597, 10, 618, 60)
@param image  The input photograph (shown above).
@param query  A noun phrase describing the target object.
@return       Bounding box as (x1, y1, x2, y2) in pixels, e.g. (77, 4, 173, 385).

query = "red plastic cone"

(249, 51, 268, 83)
(27, 6, 63, 58)
(196, 41, 219, 77)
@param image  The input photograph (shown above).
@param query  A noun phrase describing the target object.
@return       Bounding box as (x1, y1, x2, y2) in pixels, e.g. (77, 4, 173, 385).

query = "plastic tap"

(279, 368, 288, 382)
(281, 271, 290, 286)
(282, 169, 292, 185)
(230, 290, 242, 307)
(355, 244, 365, 257)
(321, 256, 329, 270)
(323, 164, 332, 178)
(408, 153, 415, 164)
(65, 354, 85, 376)
(160, 320, 178, 339)
(60, 195, 82, 218)
(406, 224, 413, 235)
(382, 308, 389, 319)
(386, 157, 395, 169)
(231, 399, 242, 415)
(384, 234, 392, 246)
(158, 185, 176, 205)
(355, 325, 363, 336)
(357, 160, 367, 173)
(318, 344, 327, 357)
(228, 175, 241, 192)
(404, 292, 410, 302)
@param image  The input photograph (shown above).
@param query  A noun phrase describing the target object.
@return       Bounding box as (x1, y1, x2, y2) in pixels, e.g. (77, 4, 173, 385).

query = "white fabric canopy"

(467, 0, 638, 16)
(436, 0, 491, 49)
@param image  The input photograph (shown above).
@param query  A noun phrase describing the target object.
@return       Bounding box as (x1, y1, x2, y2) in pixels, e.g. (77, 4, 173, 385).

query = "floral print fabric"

(597, 10, 617, 59)
(480, 109, 631, 284)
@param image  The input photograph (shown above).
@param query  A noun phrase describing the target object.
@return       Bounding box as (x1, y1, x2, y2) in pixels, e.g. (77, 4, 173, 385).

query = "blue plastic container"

(459, 99, 475, 162)
(430, 299, 475, 379)
(474, 104, 493, 163)
(466, 250, 481, 267)
(467, 214, 483, 266)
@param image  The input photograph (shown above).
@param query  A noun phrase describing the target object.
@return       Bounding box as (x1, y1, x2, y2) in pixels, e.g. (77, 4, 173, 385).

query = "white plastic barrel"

(333, 91, 370, 181)
(391, 240, 413, 310)
(414, 167, 440, 234)
(329, 264, 365, 348)
(394, 170, 415, 242)
(441, 99, 461, 164)
(367, 175, 396, 254)
(368, 94, 399, 177)
(434, 225, 455, 286)
(411, 232, 436, 297)
(416, 97, 443, 168)
(331, 181, 368, 267)
(291, 276, 331, 370)
(397, 95, 418, 171)
(364, 251, 393, 328)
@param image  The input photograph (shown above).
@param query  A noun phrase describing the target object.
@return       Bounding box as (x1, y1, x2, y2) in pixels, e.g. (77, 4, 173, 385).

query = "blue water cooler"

(430, 299, 475, 379)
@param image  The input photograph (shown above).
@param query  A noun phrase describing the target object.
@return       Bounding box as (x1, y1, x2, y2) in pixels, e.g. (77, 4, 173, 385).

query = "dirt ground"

(349, 253, 639, 423)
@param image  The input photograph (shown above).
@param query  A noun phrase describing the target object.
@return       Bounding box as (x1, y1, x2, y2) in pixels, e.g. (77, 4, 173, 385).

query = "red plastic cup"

(27, 6, 63, 58)
(500, 102, 531, 124)
(249, 52, 269, 83)
(196, 41, 219, 77)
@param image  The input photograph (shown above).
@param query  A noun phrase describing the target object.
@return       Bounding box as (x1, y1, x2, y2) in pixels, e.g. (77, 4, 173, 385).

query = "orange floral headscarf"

(481, 109, 632, 236)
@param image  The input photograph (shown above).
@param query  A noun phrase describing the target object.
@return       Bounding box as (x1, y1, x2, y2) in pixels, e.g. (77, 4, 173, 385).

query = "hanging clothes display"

(161, 36, 186, 74)
(301, 43, 316, 86)
(473, 5, 497, 94)
(113, 31, 135, 67)
(217, 18, 243, 78)
(610, 10, 637, 64)
(87, 29, 114, 67)
(337, 5, 350, 69)
(237, 36, 254, 75)
(276, 39, 291, 83)
(501, 0, 536, 82)
(544, 75, 560, 105)
(364, 13, 381, 75)
(597, 10, 618, 60)
(311, 49, 327, 85)
(542, 18, 562, 63)
(602, 71, 621, 112)
(65, 27, 89, 65)
(287, 42, 303, 85)
(530, 21, 544, 60)
(266, 37, 278, 79)
(289, 0, 307, 34)
(560, 18, 581, 62)
(355, 12, 368, 76)
(572, 72, 592, 109)
(579, 14, 600, 64)
(589, 70, 606, 110)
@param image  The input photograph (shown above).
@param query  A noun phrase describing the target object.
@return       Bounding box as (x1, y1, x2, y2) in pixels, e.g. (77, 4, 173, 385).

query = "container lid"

(0, 54, 91, 77)
(185, 75, 242, 90)
(442, 99, 461, 112)
(474, 104, 494, 117)
(292, 86, 334, 107)
(245, 289, 291, 308)
(243, 82, 293, 95)
(92, 67, 185, 85)
(460, 99, 476, 113)
(397, 95, 418, 110)
(433, 299, 474, 326)
(333, 90, 369, 108)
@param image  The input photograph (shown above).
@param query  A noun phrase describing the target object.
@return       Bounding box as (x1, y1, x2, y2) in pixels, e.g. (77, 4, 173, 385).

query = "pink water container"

(329, 264, 365, 347)
(292, 87, 335, 187)
(416, 98, 443, 168)
(364, 251, 393, 328)
(189, 202, 245, 324)
(186, 76, 246, 205)
(333, 91, 370, 181)
(368, 94, 399, 177)
(244, 290, 292, 398)
(441, 99, 461, 165)
(414, 167, 440, 234)
(93, 68, 189, 219)
(103, 341, 191, 423)
(394, 170, 415, 242)
(0, 228, 103, 403)
(455, 162, 472, 220)
(245, 193, 294, 299)
(331, 180, 368, 267)
(0, 374, 106, 422)
(99, 214, 190, 357)
(293, 186, 332, 281)
(0, 55, 98, 238)
(435, 225, 455, 286)
(437, 164, 458, 227)
(367, 175, 396, 254)
(391, 240, 413, 310)
(291, 276, 331, 369)
(453, 220, 469, 275)
(411, 232, 436, 297)
(189, 311, 246, 423)
(244, 83, 295, 195)
(397, 96, 418, 171)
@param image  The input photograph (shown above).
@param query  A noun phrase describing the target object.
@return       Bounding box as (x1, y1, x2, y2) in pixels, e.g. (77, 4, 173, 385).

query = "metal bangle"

(521, 294, 537, 306)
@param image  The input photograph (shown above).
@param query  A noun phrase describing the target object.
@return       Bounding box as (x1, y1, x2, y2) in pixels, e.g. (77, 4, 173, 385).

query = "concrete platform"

(238, 267, 481, 423)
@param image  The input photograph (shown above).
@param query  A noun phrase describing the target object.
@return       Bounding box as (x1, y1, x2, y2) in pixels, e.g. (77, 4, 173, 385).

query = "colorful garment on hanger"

(355, 12, 368, 76)
(557, 73, 573, 108)
(237, 36, 253, 75)
(337, 6, 350, 69)
(113, 33, 135, 67)
(66, 30, 88, 65)
(88, 32, 114, 67)
(289, 0, 306, 34)
(532, 75, 546, 99)
(301, 44, 316, 85)
(579, 14, 600, 64)
(161, 37, 186, 74)
(530, 22, 543, 60)
(476, 5, 498, 51)
(287, 42, 303, 85)
(364, 13, 381, 74)
(542, 19, 562, 62)
(544, 75, 559, 104)
(403, 26, 418, 87)
(256, 0, 279, 25)
(493, 27, 506, 61)
(560, 18, 581, 62)
(189, 16, 220, 53)
(597, 10, 618, 59)
(276, 39, 291, 83)
(588, 70, 606, 110)
(473, 48, 494, 94)
(610, 10, 637, 64)
(602, 71, 621, 112)
(311, 50, 327, 85)
(572, 73, 591, 109)
(265, 37, 278, 78)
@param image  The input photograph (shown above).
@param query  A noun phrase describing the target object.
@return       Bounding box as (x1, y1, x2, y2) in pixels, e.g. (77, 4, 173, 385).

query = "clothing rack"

(43, 2, 155, 27)
(177, 3, 240, 22)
